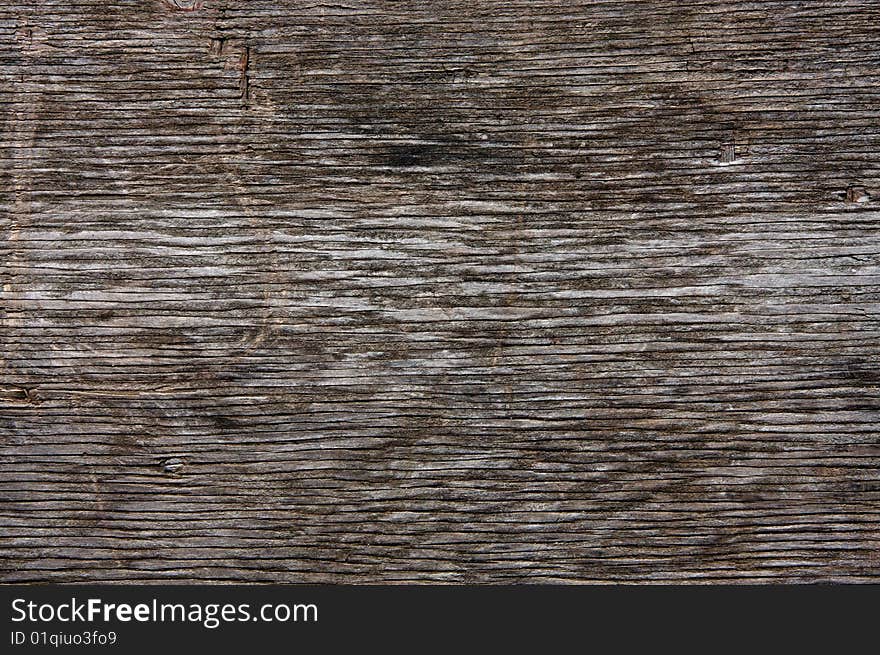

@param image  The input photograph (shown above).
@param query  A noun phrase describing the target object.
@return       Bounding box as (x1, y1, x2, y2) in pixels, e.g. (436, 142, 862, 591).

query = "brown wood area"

(1, 1, 879, 583)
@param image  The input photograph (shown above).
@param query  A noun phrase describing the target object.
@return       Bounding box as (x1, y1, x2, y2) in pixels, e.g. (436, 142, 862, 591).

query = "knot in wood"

(161, 458, 184, 474)
(162, 0, 203, 11)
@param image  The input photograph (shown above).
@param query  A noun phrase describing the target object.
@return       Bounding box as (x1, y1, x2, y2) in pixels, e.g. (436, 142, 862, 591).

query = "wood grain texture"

(1, 0, 879, 583)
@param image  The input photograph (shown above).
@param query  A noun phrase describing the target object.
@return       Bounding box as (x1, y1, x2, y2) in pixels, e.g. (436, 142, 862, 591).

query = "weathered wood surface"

(2, 0, 879, 583)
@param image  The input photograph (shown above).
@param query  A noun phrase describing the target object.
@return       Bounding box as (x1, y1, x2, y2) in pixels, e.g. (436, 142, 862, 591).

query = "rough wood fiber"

(1, 0, 879, 583)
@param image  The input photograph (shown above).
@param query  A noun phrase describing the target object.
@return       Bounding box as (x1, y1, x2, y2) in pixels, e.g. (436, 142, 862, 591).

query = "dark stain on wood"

(1, 0, 879, 583)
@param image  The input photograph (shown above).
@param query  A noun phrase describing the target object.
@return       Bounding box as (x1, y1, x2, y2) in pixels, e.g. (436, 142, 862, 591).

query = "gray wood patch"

(1, 0, 879, 583)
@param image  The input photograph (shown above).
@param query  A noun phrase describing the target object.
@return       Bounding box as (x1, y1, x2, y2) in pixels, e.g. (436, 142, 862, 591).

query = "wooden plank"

(1, 0, 879, 583)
